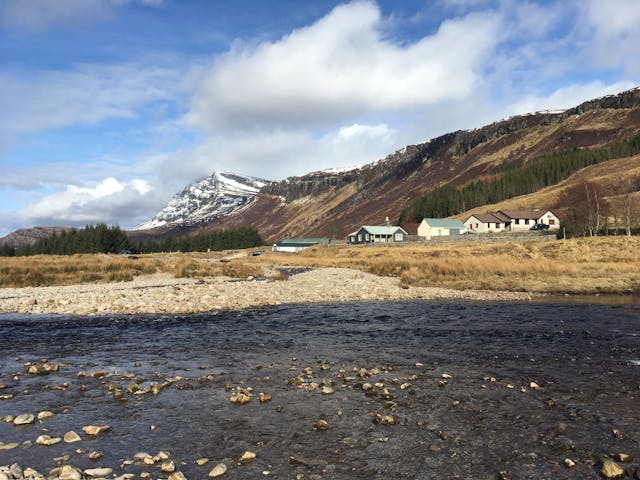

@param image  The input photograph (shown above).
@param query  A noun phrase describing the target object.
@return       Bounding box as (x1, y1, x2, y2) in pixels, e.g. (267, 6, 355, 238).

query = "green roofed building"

(347, 225, 408, 245)
(417, 218, 466, 239)
(272, 238, 329, 253)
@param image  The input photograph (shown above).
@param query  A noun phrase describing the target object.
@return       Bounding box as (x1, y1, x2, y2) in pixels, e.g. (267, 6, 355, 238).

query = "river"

(1, 300, 639, 479)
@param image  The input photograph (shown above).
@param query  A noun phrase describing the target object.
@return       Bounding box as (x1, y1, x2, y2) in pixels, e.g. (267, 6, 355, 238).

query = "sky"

(1, 0, 639, 235)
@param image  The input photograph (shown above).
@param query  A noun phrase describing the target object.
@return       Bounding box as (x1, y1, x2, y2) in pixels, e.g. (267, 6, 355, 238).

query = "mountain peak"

(135, 171, 268, 230)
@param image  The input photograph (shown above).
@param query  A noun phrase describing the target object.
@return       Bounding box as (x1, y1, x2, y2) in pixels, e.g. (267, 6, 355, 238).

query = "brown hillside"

(132, 88, 640, 242)
(213, 106, 640, 240)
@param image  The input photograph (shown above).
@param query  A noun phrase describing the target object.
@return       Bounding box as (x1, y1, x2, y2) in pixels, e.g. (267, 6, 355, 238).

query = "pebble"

(238, 451, 256, 463)
(37, 411, 55, 421)
(209, 463, 227, 477)
(161, 460, 176, 473)
(63, 431, 81, 443)
(13, 413, 35, 425)
(82, 424, 109, 435)
(168, 473, 187, 480)
(601, 460, 625, 478)
(196, 458, 209, 466)
(84, 468, 113, 477)
(58, 465, 82, 480)
(35, 435, 62, 446)
(564, 458, 575, 468)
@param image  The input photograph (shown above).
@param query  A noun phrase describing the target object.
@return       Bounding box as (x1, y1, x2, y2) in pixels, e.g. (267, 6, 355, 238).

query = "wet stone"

(601, 460, 625, 478)
(35, 435, 62, 446)
(209, 463, 227, 477)
(64, 431, 81, 443)
(84, 468, 113, 478)
(13, 413, 35, 425)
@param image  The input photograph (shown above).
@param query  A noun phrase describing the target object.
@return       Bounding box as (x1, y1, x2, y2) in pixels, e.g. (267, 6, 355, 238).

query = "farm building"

(417, 218, 466, 239)
(348, 226, 408, 245)
(463, 213, 508, 233)
(464, 209, 560, 233)
(272, 238, 328, 253)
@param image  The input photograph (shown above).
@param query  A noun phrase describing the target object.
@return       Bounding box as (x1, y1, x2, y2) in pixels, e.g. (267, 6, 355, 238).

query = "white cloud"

(0, 61, 186, 146)
(583, 0, 640, 75)
(23, 177, 162, 227)
(186, 1, 502, 131)
(506, 80, 638, 116)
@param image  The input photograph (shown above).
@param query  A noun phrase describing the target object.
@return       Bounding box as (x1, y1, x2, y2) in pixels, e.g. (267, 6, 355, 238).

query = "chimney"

(384, 216, 390, 227)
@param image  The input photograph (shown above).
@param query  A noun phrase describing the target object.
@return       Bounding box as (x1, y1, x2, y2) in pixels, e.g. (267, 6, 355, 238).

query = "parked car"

(530, 223, 549, 231)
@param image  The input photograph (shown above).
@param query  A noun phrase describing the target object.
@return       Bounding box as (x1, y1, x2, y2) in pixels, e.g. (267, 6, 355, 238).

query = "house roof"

(351, 225, 408, 236)
(465, 213, 504, 224)
(497, 209, 547, 220)
(421, 218, 465, 229)
(274, 238, 328, 246)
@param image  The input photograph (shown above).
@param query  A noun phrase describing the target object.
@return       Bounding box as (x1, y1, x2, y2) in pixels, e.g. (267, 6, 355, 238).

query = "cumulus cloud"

(185, 1, 502, 130)
(23, 177, 163, 227)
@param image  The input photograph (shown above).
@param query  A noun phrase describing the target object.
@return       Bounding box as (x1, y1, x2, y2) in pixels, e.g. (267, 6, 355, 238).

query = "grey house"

(348, 225, 408, 245)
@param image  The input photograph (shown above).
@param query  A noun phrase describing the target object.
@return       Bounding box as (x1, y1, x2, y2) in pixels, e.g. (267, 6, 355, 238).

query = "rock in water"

(13, 413, 35, 425)
(35, 434, 62, 446)
(84, 468, 113, 478)
(82, 424, 109, 435)
(64, 431, 81, 443)
(168, 473, 187, 480)
(601, 460, 625, 478)
(209, 463, 227, 477)
(58, 466, 82, 480)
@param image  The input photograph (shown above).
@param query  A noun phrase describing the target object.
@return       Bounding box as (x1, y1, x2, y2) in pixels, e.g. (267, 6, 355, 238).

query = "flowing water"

(1, 300, 639, 479)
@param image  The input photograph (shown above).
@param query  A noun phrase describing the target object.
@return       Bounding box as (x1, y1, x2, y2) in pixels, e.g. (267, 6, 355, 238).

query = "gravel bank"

(0, 267, 533, 315)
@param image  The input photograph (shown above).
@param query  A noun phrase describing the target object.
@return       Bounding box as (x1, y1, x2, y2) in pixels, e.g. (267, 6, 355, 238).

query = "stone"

(161, 461, 176, 473)
(209, 463, 227, 477)
(441, 373, 453, 379)
(13, 413, 35, 425)
(84, 468, 113, 477)
(321, 386, 334, 395)
(601, 460, 625, 478)
(58, 465, 82, 480)
(37, 411, 55, 421)
(0, 442, 19, 450)
(614, 453, 633, 463)
(88, 450, 103, 460)
(259, 392, 272, 403)
(23, 467, 42, 479)
(313, 419, 329, 431)
(168, 473, 187, 480)
(529, 381, 540, 389)
(564, 458, 575, 468)
(238, 451, 256, 463)
(36, 434, 62, 446)
(82, 424, 109, 435)
(196, 458, 210, 466)
(64, 431, 82, 443)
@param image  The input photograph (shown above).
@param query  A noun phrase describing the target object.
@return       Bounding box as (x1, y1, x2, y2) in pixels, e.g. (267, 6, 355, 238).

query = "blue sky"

(1, 0, 639, 235)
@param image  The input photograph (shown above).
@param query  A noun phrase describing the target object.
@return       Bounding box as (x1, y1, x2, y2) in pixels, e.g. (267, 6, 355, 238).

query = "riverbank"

(0, 267, 533, 315)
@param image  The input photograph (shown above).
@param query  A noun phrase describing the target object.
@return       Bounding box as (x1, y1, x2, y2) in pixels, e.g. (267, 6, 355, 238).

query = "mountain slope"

(135, 87, 640, 240)
(135, 171, 267, 231)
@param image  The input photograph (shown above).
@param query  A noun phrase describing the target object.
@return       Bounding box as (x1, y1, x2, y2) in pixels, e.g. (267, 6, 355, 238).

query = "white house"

(348, 226, 408, 245)
(418, 218, 466, 239)
(465, 209, 560, 233)
(463, 213, 507, 233)
(497, 209, 560, 231)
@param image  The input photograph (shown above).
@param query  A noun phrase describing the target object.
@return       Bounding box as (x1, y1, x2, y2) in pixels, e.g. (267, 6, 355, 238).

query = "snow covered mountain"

(135, 171, 268, 230)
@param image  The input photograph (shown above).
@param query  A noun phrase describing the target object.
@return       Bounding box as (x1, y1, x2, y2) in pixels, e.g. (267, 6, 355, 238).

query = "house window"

(515, 219, 520, 225)
(365, 234, 370, 241)
(495, 223, 499, 229)
(358, 234, 363, 242)
(524, 219, 529, 225)
(394, 233, 403, 241)
(549, 219, 555, 225)
(475, 223, 479, 229)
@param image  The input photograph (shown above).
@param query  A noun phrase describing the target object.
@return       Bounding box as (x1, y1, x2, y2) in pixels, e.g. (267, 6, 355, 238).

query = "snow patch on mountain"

(135, 171, 268, 230)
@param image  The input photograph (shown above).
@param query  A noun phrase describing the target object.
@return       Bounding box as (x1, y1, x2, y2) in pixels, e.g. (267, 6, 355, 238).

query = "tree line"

(0, 224, 265, 256)
(400, 134, 640, 223)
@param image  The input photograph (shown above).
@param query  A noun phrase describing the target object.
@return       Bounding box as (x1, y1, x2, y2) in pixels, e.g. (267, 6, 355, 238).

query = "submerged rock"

(82, 424, 109, 435)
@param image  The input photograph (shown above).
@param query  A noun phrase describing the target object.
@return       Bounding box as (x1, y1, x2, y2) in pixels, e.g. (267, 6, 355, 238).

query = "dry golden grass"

(249, 237, 640, 294)
(0, 253, 263, 288)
